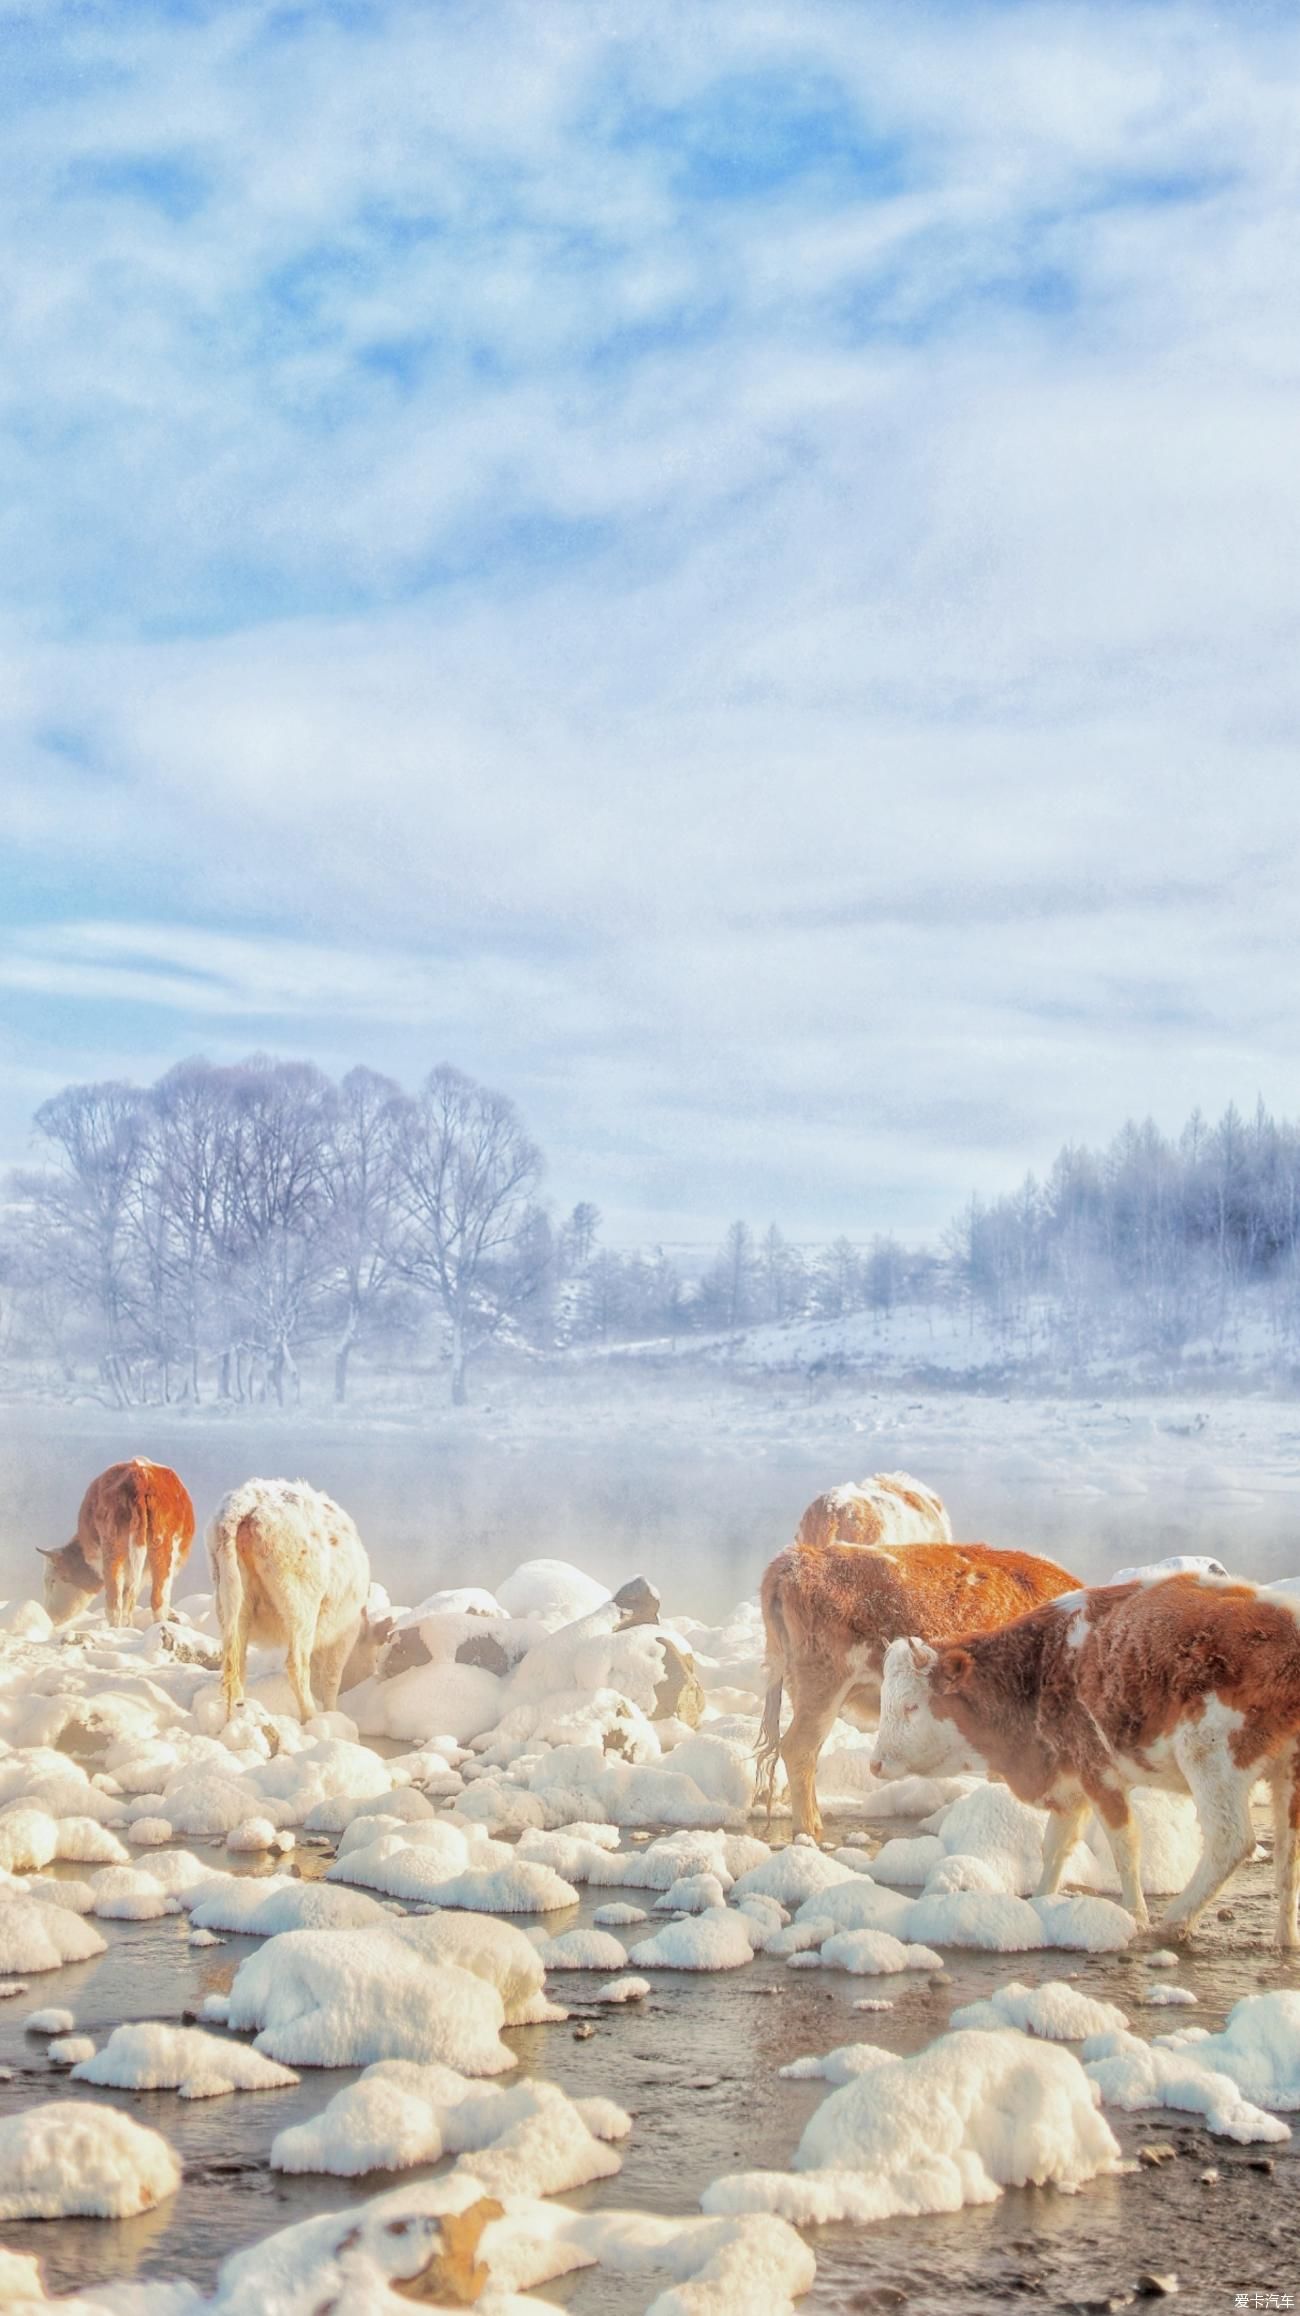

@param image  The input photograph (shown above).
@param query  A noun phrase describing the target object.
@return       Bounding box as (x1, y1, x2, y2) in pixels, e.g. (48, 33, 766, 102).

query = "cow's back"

(768, 1538, 1078, 1658)
(795, 1472, 952, 1552)
(1064, 1575, 1300, 1766)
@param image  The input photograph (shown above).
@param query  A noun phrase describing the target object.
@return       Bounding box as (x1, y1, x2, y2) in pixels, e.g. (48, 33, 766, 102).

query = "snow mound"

(704, 2029, 1120, 2225)
(0, 2100, 181, 2219)
(795, 1880, 915, 1938)
(870, 1835, 944, 1887)
(810, 1930, 943, 1977)
(630, 1912, 757, 1971)
(903, 1892, 1045, 1953)
(73, 2022, 298, 2100)
(593, 1903, 648, 1927)
(536, 1928, 629, 1972)
(1157, 1990, 1300, 2111)
(188, 1877, 387, 1936)
(395, 1912, 556, 2028)
(951, 1980, 1130, 2041)
(1030, 1895, 1136, 1952)
(595, 1976, 650, 2004)
(47, 2034, 95, 2065)
(1083, 2028, 1289, 2144)
(730, 1846, 855, 1909)
(220, 1926, 517, 2072)
(923, 1853, 1006, 1896)
(0, 1898, 106, 1974)
(655, 1872, 727, 1914)
(430, 1862, 580, 1915)
(89, 1865, 172, 1920)
(24, 2007, 74, 2035)
(271, 2062, 627, 2195)
(495, 1559, 611, 1627)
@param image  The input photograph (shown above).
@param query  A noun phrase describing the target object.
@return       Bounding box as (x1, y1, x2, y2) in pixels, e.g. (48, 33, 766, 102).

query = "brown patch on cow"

(926, 1575, 1300, 1800)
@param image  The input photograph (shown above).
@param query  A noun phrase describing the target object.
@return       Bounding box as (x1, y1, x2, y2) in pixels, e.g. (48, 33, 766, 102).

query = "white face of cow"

(41, 1554, 98, 1626)
(874, 1637, 979, 1780)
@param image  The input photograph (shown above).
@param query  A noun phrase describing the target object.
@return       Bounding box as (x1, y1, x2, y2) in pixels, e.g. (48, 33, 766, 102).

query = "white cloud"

(3, 2, 1299, 1237)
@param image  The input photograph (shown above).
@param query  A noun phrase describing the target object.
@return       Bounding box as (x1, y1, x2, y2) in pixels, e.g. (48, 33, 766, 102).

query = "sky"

(2, 0, 1299, 1246)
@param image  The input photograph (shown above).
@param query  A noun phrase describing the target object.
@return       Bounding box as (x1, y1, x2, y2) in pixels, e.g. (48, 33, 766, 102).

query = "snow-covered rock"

(705, 2029, 1121, 2224)
(218, 1926, 518, 2072)
(72, 2023, 298, 2100)
(0, 2101, 181, 2219)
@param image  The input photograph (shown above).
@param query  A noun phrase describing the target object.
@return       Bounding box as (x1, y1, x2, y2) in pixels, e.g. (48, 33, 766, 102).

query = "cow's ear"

(936, 1645, 973, 1694)
(37, 1546, 57, 1559)
(906, 1636, 937, 1672)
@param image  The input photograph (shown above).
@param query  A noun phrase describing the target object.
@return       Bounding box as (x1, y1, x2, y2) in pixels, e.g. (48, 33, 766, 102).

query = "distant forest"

(2, 1056, 1298, 1404)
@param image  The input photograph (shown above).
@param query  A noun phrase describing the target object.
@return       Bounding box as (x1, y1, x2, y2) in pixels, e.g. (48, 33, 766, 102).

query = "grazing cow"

(41, 1460, 195, 1628)
(794, 1471, 953, 1552)
(208, 1478, 371, 1723)
(757, 1538, 1078, 1842)
(874, 1571, 1300, 1947)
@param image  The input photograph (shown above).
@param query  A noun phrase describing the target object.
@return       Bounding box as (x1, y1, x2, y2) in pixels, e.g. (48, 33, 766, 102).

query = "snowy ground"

(0, 1388, 1299, 2310)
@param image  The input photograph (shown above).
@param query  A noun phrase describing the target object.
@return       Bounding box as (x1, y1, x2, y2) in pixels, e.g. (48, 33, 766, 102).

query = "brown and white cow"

(208, 1476, 371, 1723)
(41, 1459, 195, 1628)
(874, 1571, 1300, 1947)
(794, 1471, 953, 1553)
(757, 1538, 1079, 1841)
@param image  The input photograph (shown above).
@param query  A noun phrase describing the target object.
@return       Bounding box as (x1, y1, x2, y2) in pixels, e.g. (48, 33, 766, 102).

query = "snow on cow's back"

(795, 1472, 952, 1551)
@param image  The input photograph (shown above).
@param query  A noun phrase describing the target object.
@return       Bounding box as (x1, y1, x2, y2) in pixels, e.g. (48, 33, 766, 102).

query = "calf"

(757, 1538, 1078, 1841)
(41, 1460, 195, 1627)
(208, 1477, 371, 1723)
(795, 1471, 953, 1552)
(875, 1572, 1300, 1947)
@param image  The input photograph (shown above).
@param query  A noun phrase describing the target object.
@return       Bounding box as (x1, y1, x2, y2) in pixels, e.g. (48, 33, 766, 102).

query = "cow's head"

(39, 1541, 100, 1625)
(873, 1635, 981, 1780)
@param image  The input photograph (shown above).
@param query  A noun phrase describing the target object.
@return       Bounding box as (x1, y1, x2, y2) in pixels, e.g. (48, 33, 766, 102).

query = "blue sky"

(2, 0, 1299, 1242)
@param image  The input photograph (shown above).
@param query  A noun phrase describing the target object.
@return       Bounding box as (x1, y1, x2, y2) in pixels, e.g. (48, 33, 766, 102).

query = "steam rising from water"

(4, 1391, 1300, 1616)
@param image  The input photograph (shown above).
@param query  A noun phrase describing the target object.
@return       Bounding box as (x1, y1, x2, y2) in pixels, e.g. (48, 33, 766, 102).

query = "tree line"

(2, 1061, 1298, 1403)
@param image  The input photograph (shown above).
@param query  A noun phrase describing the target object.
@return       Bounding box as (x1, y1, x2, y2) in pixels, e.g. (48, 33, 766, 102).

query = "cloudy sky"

(3, 1, 1298, 1244)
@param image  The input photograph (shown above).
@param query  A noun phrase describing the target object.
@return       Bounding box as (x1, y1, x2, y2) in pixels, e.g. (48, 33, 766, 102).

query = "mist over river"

(4, 1379, 1300, 1613)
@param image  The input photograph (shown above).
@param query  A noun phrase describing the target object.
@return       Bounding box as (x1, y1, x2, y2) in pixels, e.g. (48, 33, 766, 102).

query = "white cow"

(208, 1477, 371, 1723)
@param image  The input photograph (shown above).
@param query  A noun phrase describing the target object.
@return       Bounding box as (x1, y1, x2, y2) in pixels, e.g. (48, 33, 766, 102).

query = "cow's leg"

(1268, 1748, 1300, 1952)
(221, 1603, 253, 1720)
(103, 1554, 129, 1629)
(1083, 1779, 1148, 1927)
(150, 1535, 179, 1619)
(780, 1667, 849, 1845)
(284, 1634, 318, 1723)
(1158, 1729, 1256, 1943)
(310, 1633, 352, 1715)
(1035, 1798, 1089, 1897)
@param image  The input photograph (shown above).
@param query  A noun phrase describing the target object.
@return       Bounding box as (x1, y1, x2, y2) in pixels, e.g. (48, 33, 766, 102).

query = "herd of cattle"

(39, 1458, 376, 1722)
(32, 1459, 1300, 1948)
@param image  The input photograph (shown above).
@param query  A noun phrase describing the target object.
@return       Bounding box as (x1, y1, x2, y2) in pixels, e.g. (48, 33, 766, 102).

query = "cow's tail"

(134, 1463, 160, 1620)
(755, 1572, 790, 1831)
(207, 1497, 247, 1720)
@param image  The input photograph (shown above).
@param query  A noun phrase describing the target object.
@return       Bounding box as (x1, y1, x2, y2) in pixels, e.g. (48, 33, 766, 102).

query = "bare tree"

(226, 1058, 333, 1405)
(321, 1066, 404, 1403)
(393, 1065, 544, 1404)
(30, 1082, 150, 1403)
